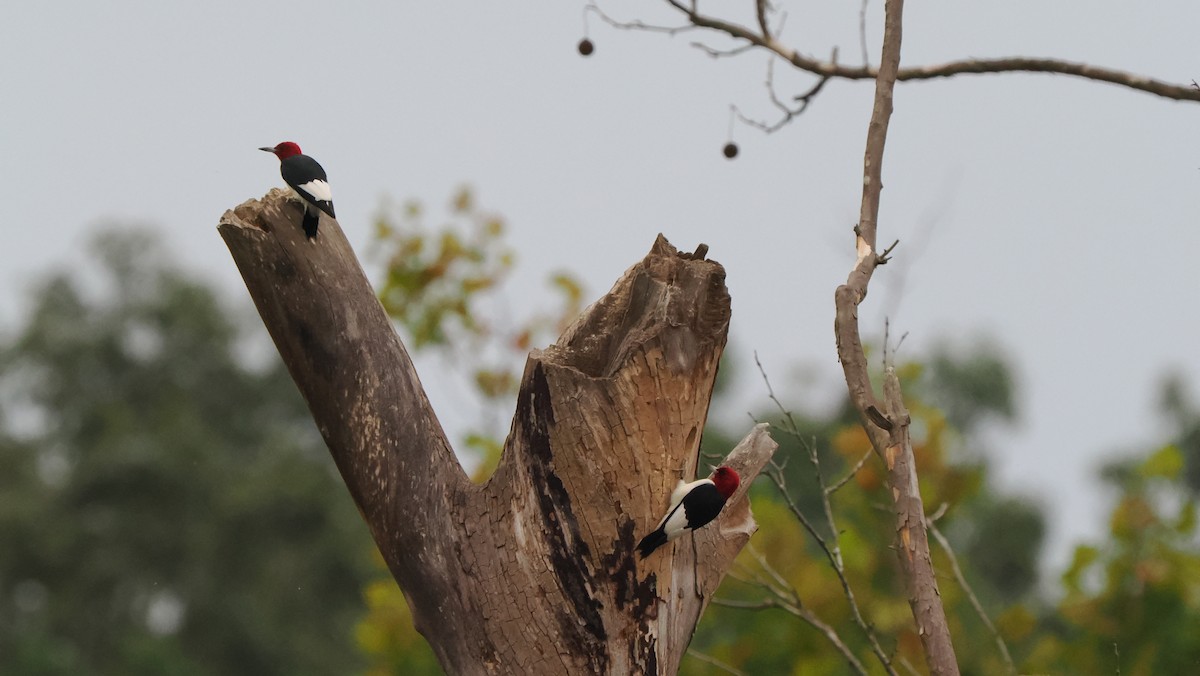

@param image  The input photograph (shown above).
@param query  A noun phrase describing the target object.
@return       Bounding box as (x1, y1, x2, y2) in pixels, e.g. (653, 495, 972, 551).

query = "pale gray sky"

(3, 1, 1198, 574)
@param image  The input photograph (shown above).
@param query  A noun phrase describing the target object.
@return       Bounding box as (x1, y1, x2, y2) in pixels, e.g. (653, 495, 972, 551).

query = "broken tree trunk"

(218, 190, 777, 675)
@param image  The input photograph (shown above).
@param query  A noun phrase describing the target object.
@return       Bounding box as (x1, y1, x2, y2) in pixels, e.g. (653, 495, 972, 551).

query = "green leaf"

(1140, 444, 1184, 480)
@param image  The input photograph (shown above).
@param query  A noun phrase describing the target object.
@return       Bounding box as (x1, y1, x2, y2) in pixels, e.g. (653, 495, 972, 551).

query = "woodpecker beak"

(258, 146, 275, 153)
(707, 463, 718, 473)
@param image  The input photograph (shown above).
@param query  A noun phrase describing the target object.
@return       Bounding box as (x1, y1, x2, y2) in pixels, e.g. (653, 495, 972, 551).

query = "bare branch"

(714, 586, 870, 675)
(898, 657, 923, 676)
(712, 597, 777, 611)
(657, 0, 1200, 103)
(590, 2, 696, 35)
(755, 0, 771, 39)
(686, 648, 748, 676)
(877, 238, 900, 265)
(793, 611, 871, 676)
(733, 57, 832, 133)
(692, 41, 756, 58)
(827, 448, 873, 495)
(858, 0, 871, 66)
(928, 518, 1017, 675)
(927, 501, 950, 523)
(752, 352, 898, 674)
(829, 0, 961, 671)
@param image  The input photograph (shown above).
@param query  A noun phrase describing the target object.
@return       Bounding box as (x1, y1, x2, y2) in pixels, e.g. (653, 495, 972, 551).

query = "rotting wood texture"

(219, 190, 778, 675)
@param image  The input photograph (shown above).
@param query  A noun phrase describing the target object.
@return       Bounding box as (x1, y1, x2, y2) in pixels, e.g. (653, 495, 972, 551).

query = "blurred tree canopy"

(0, 230, 375, 675)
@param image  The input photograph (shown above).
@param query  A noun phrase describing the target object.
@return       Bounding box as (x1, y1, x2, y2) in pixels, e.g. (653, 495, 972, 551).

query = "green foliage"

(373, 187, 583, 361)
(373, 189, 513, 350)
(0, 230, 375, 675)
(1157, 374, 1200, 494)
(922, 339, 1017, 436)
(1020, 443, 1200, 675)
(354, 552, 442, 676)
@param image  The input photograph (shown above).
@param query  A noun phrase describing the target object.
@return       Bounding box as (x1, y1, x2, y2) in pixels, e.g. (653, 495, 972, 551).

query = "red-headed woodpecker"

(637, 466, 740, 559)
(259, 141, 335, 239)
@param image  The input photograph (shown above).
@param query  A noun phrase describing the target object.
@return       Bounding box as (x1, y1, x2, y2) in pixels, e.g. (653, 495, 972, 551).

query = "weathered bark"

(218, 191, 777, 675)
(833, 0, 960, 673)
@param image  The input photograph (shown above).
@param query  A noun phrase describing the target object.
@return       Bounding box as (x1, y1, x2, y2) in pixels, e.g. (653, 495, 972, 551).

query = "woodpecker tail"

(301, 209, 319, 239)
(637, 528, 669, 559)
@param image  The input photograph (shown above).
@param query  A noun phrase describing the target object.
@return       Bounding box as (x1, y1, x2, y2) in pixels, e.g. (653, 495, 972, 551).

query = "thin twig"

(898, 656, 923, 676)
(734, 55, 833, 133)
(927, 502, 949, 523)
(720, 553, 872, 676)
(883, 316, 892, 369)
(828, 448, 873, 494)
(755, 0, 771, 40)
(928, 518, 1016, 675)
(692, 41, 757, 58)
(589, 2, 696, 35)
(731, 549, 797, 603)
(882, 317, 908, 370)
(686, 648, 748, 676)
(712, 597, 777, 611)
(712, 595, 869, 675)
(858, 0, 871, 67)
(746, 545, 798, 602)
(655, 0, 1200, 103)
(753, 353, 897, 675)
(877, 238, 900, 264)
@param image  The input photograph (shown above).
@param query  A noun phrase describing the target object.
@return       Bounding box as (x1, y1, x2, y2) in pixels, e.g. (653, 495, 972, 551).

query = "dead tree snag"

(218, 190, 777, 675)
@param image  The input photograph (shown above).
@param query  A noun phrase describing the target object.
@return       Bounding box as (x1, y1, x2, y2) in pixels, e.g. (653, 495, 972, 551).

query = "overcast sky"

(3, 1, 1198, 574)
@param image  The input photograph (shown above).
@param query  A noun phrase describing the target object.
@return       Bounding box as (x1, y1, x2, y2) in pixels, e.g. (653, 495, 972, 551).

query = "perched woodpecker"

(637, 466, 740, 559)
(259, 141, 335, 239)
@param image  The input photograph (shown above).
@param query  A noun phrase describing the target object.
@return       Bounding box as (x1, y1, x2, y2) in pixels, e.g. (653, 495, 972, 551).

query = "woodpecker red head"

(259, 141, 335, 239)
(637, 465, 740, 559)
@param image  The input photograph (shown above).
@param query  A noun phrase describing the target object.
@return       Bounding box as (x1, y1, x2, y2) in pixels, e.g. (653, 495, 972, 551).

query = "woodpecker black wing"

(637, 481, 725, 559)
(673, 482, 724, 530)
(280, 154, 336, 218)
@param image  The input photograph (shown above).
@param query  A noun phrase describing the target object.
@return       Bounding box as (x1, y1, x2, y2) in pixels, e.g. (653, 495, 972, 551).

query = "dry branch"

(655, 0, 1200, 103)
(831, 0, 961, 673)
(218, 192, 776, 674)
(929, 516, 1017, 674)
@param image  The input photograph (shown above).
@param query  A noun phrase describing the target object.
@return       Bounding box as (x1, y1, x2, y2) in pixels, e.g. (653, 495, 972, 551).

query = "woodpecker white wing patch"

(298, 179, 332, 203)
(661, 502, 692, 543)
(668, 479, 689, 507)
